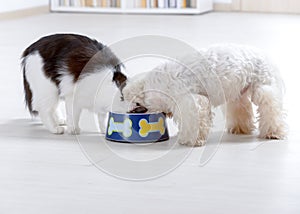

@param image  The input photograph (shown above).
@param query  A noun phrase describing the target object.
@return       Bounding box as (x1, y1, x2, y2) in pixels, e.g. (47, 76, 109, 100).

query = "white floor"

(0, 12, 300, 214)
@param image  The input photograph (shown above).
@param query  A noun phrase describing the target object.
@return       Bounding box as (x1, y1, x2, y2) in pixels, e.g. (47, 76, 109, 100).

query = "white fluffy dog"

(123, 44, 287, 146)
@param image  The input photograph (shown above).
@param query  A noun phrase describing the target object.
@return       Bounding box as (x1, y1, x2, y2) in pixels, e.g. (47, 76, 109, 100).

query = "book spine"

(116, 0, 121, 7)
(135, 0, 140, 8)
(110, 0, 114, 7)
(70, 0, 79, 6)
(176, 0, 181, 8)
(186, 0, 190, 8)
(164, 0, 169, 8)
(169, 0, 176, 8)
(80, 0, 86, 6)
(146, 0, 151, 8)
(181, 0, 186, 8)
(85, 0, 94, 6)
(141, 0, 147, 8)
(151, 0, 158, 8)
(158, 0, 164, 8)
(101, 0, 106, 7)
(106, 0, 111, 7)
(126, 0, 134, 8)
(64, 0, 70, 6)
(190, 0, 197, 8)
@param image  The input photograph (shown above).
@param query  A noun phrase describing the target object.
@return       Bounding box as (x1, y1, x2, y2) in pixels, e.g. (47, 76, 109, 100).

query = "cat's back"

(22, 34, 109, 83)
(22, 34, 104, 60)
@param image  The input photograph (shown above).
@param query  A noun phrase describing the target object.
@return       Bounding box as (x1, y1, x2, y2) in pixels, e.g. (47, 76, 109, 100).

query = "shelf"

(50, 0, 213, 14)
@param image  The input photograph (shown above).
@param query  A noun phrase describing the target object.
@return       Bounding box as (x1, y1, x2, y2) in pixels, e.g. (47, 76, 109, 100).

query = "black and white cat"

(22, 34, 128, 134)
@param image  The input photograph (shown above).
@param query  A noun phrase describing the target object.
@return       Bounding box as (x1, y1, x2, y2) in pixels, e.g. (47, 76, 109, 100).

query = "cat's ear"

(112, 69, 127, 91)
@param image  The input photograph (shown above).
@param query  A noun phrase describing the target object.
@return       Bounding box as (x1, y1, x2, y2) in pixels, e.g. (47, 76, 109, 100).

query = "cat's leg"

(97, 111, 108, 134)
(39, 110, 64, 134)
(24, 52, 64, 134)
(36, 95, 64, 134)
(65, 95, 82, 135)
(53, 101, 66, 126)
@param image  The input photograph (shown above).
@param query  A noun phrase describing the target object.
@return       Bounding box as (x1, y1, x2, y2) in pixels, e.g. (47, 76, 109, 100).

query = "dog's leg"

(226, 93, 255, 135)
(65, 95, 82, 135)
(173, 94, 212, 147)
(196, 94, 213, 146)
(252, 85, 287, 139)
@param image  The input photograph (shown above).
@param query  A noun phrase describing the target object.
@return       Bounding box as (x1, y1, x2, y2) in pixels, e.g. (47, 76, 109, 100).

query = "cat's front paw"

(67, 127, 81, 135)
(56, 118, 66, 126)
(99, 124, 107, 135)
(50, 126, 65, 135)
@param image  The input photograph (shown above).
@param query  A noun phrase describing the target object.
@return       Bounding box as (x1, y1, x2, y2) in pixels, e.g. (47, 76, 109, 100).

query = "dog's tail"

(21, 57, 38, 116)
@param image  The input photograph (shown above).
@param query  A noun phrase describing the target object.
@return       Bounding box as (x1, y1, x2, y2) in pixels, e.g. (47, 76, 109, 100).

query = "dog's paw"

(67, 127, 81, 135)
(228, 125, 253, 135)
(260, 132, 286, 140)
(195, 139, 206, 147)
(178, 139, 206, 147)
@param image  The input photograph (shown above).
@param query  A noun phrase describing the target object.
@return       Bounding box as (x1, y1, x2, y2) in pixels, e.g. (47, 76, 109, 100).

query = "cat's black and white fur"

(22, 34, 128, 134)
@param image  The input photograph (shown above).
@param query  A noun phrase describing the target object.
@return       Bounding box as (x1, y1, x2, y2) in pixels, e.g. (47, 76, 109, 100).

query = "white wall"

(0, 0, 48, 13)
(214, 0, 232, 3)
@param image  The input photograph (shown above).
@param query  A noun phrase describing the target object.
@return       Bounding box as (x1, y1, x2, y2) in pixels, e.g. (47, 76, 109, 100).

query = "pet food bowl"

(105, 112, 169, 143)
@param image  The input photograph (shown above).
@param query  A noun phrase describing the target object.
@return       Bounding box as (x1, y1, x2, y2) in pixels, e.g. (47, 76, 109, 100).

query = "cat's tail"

(21, 57, 38, 116)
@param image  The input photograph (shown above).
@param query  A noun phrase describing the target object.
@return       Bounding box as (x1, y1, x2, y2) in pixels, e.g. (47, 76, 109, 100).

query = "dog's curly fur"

(123, 44, 287, 146)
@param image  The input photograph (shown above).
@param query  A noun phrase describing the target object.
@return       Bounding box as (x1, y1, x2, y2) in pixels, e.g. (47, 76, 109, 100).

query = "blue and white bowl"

(105, 112, 169, 143)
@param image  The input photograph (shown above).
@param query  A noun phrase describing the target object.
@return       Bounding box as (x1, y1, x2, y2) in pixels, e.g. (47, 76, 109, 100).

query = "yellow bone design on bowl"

(107, 117, 132, 138)
(139, 117, 165, 137)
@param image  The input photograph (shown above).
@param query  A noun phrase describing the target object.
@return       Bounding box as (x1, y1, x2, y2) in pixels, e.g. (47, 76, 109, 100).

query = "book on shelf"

(169, 0, 176, 8)
(101, 0, 110, 7)
(134, 0, 143, 8)
(150, 0, 197, 9)
(151, 0, 158, 8)
(85, 0, 95, 7)
(134, 0, 153, 8)
(59, 0, 70, 6)
(57, 0, 197, 8)
(158, 0, 164, 8)
(59, 0, 121, 8)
